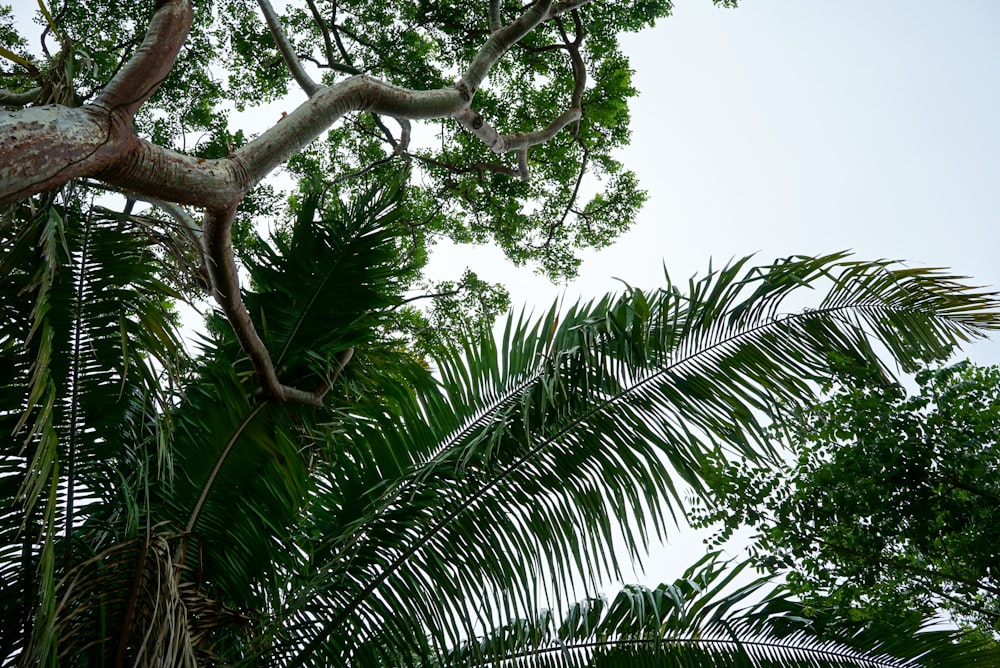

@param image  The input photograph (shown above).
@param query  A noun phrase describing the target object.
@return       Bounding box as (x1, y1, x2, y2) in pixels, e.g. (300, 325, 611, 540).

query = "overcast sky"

(428, 0, 1000, 586)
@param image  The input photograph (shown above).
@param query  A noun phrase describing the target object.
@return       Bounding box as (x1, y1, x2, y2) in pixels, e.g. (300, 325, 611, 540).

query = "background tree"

(694, 359, 1000, 639)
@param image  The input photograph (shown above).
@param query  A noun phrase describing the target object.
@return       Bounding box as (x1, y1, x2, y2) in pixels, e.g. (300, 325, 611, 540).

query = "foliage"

(437, 551, 997, 668)
(2, 2, 1000, 664)
(3, 177, 998, 665)
(694, 359, 1000, 638)
(0, 0, 682, 285)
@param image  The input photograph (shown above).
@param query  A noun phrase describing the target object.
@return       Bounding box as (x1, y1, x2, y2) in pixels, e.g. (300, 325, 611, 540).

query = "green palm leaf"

(243, 175, 415, 388)
(271, 253, 999, 665)
(438, 552, 998, 667)
(0, 196, 185, 662)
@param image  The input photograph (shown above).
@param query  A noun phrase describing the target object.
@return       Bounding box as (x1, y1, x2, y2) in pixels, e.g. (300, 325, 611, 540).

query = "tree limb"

(459, 0, 553, 94)
(257, 0, 322, 97)
(488, 0, 502, 33)
(0, 86, 41, 106)
(93, 0, 192, 117)
(453, 106, 581, 155)
(0, 0, 592, 404)
(410, 152, 521, 179)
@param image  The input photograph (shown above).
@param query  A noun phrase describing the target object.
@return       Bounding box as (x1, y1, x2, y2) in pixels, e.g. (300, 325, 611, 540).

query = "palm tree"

(2, 182, 998, 665)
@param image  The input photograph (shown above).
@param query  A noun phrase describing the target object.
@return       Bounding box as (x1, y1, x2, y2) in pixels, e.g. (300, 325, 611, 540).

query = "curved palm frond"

(438, 552, 998, 667)
(271, 253, 999, 665)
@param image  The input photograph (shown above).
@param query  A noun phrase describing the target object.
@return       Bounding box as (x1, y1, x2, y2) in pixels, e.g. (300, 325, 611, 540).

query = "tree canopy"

(695, 359, 1000, 639)
(0, 0, 728, 401)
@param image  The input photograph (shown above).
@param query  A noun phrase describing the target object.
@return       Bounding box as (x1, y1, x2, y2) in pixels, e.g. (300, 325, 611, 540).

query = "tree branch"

(0, 86, 41, 106)
(410, 152, 521, 179)
(460, 0, 553, 94)
(257, 0, 322, 97)
(203, 205, 332, 405)
(549, 0, 595, 18)
(93, 0, 193, 117)
(305, 0, 338, 70)
(453, 106, 581, 155)
(0, 0, 593, 404)
(488, 0, 502, 33)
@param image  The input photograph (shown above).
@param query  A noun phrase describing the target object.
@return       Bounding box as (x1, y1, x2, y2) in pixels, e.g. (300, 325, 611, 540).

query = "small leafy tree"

(695, 359, 1000, 638)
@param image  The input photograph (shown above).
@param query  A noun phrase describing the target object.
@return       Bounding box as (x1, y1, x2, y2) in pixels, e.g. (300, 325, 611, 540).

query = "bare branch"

(459, 0, 553, 93)
(0, 86, 41, 106)
(298, 52, 360, 76)
(329, 0, 355, 69)
(488, 0, 502, 33)
(453, 106, 581, 155)
(257, 0, 321, 97)
(93, 0, 193, 117)
(560, 11, 587, 111)
(305, 0, 338, 69)
(451, 2, 586, 180)
(236, 76, 467, 184)
(202, 205, 328, 405)
(395, 118, 411, 154)
(516, 148, 529, 181)
(559, 141, 589, 230)
(549, 0, 595, 19)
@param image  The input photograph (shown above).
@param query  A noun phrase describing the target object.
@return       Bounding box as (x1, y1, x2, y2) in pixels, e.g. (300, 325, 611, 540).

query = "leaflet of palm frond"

(270, 254, 999, 664)
(241, 175, 414, 389)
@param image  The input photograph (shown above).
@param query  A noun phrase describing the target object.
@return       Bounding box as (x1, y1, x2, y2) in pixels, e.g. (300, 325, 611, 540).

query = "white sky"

(7, 0, 999, 598)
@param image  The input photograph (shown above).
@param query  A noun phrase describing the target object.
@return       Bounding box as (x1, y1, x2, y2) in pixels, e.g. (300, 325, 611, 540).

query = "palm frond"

(23, 529, 251, 666)
(153, 177, 424, 619)
(243, 175, 415, 389)
(0, 196, 186, 662)
(272, 253, 999, 664)
(438, 552, 998, 667)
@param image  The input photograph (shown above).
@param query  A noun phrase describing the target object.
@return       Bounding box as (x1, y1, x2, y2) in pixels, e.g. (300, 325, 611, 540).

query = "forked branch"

(0, 0, 592, 404)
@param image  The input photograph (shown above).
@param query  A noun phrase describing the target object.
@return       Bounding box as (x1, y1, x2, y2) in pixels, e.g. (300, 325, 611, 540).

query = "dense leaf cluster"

(1, 0, 665, 285)
(695, 359, 1000, 638)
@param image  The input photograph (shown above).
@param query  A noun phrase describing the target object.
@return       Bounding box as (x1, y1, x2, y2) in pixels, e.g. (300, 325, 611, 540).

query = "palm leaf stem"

(184, 400, 270, 534)
(460, 635, 912, 668)
(63, 209, 91, 574)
